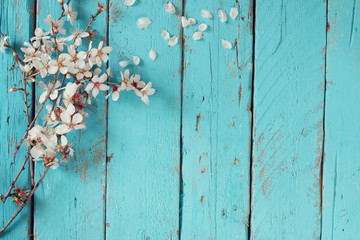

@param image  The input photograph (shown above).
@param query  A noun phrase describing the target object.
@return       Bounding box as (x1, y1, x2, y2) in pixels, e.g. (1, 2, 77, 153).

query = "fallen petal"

(230, 7, 238, 20)
(133, 56, 140, 65)
(201, 9, 213, 18)
(136, 17, 152, 30)
(149, 49, 157, 61)
(188, 18, 197, 25)
(124, 0, 136, 6)
(222, 39, 232, 49)
(193, 31, 203, 40)
(161, 29, 170, 40)
(181, 16, 189, 28)
(198, 23, 208, 31)
(164, 2, 176, 14)
(119, 61, 128, 68)
(218, 8, 227, 23)
(168, 36, 178, 47)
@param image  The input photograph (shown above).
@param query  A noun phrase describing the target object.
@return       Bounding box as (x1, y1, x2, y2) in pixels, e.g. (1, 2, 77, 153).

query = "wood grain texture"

(180, 1, 253, 239)
(0, 0, 35, 239)
(33, 1, 107, 239)
(106, 0, 181, 239)
(322, 0, 360, 239)
(250, 0, 327, 239)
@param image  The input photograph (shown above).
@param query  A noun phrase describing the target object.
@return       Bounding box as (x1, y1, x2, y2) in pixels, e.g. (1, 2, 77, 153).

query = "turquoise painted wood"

(322, 0, 360, 239)
(1, 0, 360, 239)
(34, 0, 107, 239)
(106, 0, 181, 239)
(181, 0, 253, 239)
(0, 0, 35, 239)
(250, 0, 326, 239)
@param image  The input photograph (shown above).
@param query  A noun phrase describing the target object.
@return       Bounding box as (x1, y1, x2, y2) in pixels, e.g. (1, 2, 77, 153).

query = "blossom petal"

(168, 36, 178, 47)
(200, 9, 213, 18)
(230, 7, 238, 20)
(99, 84, 110, 91)
(85, 82, 94, 92)
(136, 17, 152, 30)
(112, 91, 120, 101)
(61, 135, 68, 146)
(164, 2, 176, 14)
(193, 31, 203, 41)
(55, 125, 71, 135)
(218, 8, 227, 22)
(198, 23, 208, 31)
(149, 49, 157, 61)
(60, 112, 71, 124)
(188, 18, 197, 25)
(222, 39, 232, 49)
(133, 56, 140, 65)
(119, 61, 127, 68)
(141, 95, 149, 105)
(39, 91, 48, 104)
(181, 16, 189, 28)
(161, 29, 170, 40)
(92, 88, 99, 98)
(102, 46, 112, 54)
(124, 0, 136, 6)
(72, 113, 83, 124)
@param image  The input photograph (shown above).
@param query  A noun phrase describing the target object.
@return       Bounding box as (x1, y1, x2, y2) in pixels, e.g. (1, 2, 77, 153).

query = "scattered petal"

(161, 29, 170, 40)
(230, 7, 238, 20)
(201, 9, 213, 18)
(149, 49, 157, 61)
(193, 31, 203, 40)
(136, 17, 152, 30)
(222, 39, 232, 49)
(181, 16, 189, 28)
(198, 23, 208, 31)
(124, 0, 136, 6)
(188, 18, 197, 25)
(168, 36, 178, 47)
(119, 61, 128, 68)
(164, 2, 176, 14)
(133, 56, 140, 65)
(218, 8, 227, 22)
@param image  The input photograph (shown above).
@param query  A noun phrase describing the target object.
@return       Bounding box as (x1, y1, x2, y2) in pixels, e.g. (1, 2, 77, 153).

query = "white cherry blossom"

(135, 82, 155, 105)
(64, 3, 78, 25)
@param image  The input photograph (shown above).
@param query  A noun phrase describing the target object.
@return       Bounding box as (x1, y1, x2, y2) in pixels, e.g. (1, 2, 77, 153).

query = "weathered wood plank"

(322, 1, 360, 239)
(0, 0, 35, 239)
(180, 1, 253, 239)
(250, 0, 326, 239)
(106, 1, 181, 239)
(34, 1, 107, 239)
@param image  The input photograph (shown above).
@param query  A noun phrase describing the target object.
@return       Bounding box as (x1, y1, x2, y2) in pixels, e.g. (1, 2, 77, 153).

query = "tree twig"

(0, 167, 50, 235)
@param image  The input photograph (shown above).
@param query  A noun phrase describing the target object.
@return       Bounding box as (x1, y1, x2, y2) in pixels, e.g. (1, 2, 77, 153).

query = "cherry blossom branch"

(84, 3, 106, 32)
(1, 74, 60, 204)
(22, 74, 31, 126)
(1, 155, 30, 204)
(12, 73, 60, 156)
(0, 31, 24, 66)
(0, 167, 50, 235)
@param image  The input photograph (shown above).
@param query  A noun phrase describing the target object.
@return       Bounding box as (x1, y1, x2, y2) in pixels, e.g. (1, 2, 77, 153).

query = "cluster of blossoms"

(8, 2, 155, 171)
(0, 0, 157, 234)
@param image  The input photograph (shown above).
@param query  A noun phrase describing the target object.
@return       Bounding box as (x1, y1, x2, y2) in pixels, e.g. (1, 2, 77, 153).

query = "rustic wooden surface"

(0, 0, 359, 239)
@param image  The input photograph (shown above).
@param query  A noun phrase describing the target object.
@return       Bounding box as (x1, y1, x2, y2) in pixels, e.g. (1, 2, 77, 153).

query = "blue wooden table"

(1, 0, 359, 239)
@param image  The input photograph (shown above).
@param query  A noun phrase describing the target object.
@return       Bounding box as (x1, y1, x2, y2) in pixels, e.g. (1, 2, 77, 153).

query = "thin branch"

(2, 74, 60, 203)
(0, 31, 24, 66)
(22, 73, 30, 126)
(84, 6, 105, 33)
(12, 73, 60, 159)
(0, 167, 50, 235)
(1, 155, 30, 204)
